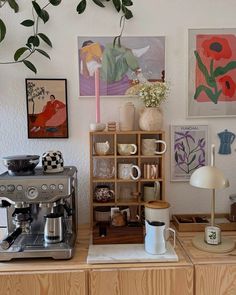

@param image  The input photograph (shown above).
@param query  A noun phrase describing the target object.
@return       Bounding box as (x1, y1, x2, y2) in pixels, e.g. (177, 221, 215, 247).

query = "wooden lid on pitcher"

(144, 200, 170, 209)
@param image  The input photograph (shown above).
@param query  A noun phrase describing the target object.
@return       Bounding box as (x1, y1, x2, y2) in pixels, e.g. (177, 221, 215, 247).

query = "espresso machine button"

(50, 184, 56, 190)
(26, 186, 39, 200)
(41, 184, 48, 191)
(16, 185, 23, 191)
(7, 185, 15, 192)
(58, 184, 64, 190)
(0, 185, 6, 192)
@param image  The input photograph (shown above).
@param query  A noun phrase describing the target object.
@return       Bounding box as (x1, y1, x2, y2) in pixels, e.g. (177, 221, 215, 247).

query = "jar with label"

(119, 102, 135, 131)
(229, 194, 236, 221)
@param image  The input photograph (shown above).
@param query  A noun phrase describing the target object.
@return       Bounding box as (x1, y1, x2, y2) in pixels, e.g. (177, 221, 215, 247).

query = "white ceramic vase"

(139, 107, 163, 131)
(119, 102, 135, 131)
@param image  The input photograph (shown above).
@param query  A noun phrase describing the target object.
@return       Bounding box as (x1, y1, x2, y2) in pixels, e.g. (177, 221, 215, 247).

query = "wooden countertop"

(177, 231, 236, 265)
(0, 225, 192, 273)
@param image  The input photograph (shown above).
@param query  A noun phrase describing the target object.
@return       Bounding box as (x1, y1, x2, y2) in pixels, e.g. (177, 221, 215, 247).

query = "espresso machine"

(0, 166, 78, 261)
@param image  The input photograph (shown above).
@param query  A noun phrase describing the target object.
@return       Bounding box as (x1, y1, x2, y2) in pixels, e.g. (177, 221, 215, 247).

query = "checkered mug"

(42, 150, 64, 173)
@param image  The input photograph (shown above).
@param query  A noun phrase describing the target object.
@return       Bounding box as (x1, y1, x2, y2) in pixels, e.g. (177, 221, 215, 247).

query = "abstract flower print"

(194, 34, 236, 104)
(174, 131, 206, 174)
(202, 37, 232, 60)
(219, 75, 236, 98)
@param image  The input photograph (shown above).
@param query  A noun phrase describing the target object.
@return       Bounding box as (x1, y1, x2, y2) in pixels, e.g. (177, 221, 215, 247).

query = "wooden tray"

(92, 222, 144, 244)
(172, 213, 236, 232)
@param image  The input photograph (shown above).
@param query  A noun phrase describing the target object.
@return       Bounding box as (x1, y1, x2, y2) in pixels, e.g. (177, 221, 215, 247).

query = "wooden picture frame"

(188, 28, 236, 117)
(26, 78, 68, 139)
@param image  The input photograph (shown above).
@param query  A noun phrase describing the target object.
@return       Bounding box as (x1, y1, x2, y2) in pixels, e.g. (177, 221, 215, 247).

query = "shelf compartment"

(93, 202, 116, 207)
(116, 155, 139, 159)
(140, 178, 163, 182)
(116, 199, 139, 205)
(92, 179, 115, 183)
(92, 223, 144, 244)
(92, 155, 115, 158)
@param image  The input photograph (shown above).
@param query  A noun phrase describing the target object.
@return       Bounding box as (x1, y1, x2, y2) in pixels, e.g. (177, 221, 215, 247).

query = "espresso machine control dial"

(26, 186, 39, 200)
(7, 185, 15, 192)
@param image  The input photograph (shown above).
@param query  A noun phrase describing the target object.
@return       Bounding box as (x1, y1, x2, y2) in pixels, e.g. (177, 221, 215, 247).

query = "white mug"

(142, 139, 167, 156)
(117, 144, 137, 156)
(118, 163, 141, 180)
(94, 141, 110, 155)
(145, 220, 176, 255)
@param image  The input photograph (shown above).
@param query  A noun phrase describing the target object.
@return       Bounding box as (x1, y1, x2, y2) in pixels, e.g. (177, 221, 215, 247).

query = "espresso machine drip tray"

(0, 233, 76, 261)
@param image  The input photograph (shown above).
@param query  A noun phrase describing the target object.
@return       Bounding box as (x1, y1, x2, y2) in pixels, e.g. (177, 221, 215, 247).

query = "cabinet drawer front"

(195, 265, 236, 295)
(0, 270, 87, 295)
(90, 267, 193, 295)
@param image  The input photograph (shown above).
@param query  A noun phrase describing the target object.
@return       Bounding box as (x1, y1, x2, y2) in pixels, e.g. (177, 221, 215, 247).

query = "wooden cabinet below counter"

(0, 225, 193, 295)
(89, 266, 193, 295)
(178, 232, 236, 295)
(0, 270, 87, 295)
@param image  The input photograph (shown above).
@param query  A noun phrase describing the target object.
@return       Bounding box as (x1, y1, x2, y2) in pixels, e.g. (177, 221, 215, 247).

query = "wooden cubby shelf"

(90, 130, 166, 244)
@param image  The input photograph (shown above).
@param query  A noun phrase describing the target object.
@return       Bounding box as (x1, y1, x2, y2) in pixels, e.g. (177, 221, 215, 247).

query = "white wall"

(1, 0, 236, 223)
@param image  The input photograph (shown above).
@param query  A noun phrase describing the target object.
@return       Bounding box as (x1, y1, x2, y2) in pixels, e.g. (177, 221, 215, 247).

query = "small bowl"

(94, 207, 111, 222)
(90, 123, 106, 132)
(3, 155, 40, 176)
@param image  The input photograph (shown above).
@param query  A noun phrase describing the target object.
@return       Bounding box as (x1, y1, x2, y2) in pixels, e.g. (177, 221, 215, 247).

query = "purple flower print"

(174, 131, 206, 174)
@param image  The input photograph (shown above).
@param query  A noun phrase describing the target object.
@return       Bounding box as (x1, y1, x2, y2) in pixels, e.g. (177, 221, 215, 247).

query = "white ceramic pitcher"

(144, 220, 176, 255)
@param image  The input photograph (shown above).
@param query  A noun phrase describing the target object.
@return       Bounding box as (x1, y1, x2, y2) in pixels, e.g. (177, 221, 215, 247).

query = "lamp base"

(205, 225, 221, 245)
(192, 234, 235, 253)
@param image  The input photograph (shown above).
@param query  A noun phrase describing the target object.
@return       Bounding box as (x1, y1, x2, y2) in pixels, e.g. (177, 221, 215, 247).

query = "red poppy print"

(202, 37, 232, 60)
(194, 34, 236, 104)
(219, 75, 236, 98)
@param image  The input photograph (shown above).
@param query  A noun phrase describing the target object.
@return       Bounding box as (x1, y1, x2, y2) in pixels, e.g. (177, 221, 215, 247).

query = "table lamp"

(190, 145, 234, 253)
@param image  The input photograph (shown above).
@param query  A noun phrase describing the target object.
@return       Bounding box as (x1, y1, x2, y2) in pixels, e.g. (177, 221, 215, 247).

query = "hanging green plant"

(0, 0, 62, 73)
(76, 0, 133, 20)
(0, 0, 134, 73)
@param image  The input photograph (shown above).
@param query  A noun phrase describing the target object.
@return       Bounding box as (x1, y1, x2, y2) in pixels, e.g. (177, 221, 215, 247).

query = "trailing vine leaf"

(32, 1, 42, 18)
(23, 60, 37, 73)
(77, 0, 87, 14)
(214, 61, 236, 78)
(0, 18, 6, 43)
(92, 0, 105, 8)
(113, 0, 121, 12)
(194, 51, 215, 88)
(122, 0, 133, 6)
(28, 35, 40, 47)
(35, 48, 50, 59)
(40, 10, 49, 23)
(21, 19, 35, 27)
(121, 5, 133, 19)
(7, 0, 19, 13)
(38, 33, 52, 47)
(194, 85, 218, 104)
(14, 47, 28, 61)
(49, 0, 61, 5)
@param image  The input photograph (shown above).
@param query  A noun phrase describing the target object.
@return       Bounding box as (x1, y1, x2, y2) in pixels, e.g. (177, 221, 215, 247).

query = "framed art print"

(170, 125, 208, 181)
(78, 36, 165, 97)
(188, 28, 236, 117)
(26, 79, 68, 138)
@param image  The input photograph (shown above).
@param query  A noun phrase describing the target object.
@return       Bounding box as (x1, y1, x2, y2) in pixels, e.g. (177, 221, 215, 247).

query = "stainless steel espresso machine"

(0, 166, 78, 261)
